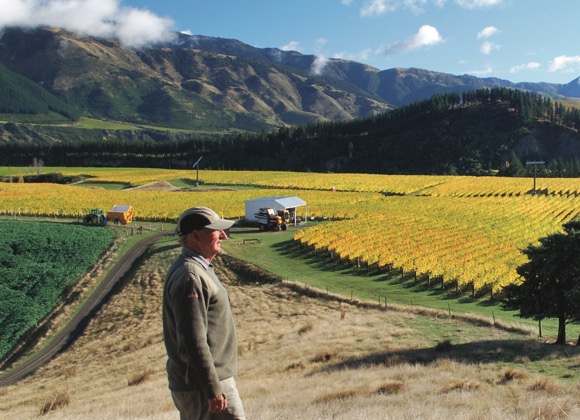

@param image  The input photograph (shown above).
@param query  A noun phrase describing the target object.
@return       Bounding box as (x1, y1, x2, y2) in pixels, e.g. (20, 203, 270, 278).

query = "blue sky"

(2, 1, 580, 84)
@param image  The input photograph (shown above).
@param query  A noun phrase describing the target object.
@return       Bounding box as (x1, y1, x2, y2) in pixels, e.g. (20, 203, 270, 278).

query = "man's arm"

(171, 272, 223, 398)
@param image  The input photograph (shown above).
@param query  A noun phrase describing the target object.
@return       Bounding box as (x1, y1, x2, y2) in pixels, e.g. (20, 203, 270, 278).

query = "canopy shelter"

(244, 196, 307, 224)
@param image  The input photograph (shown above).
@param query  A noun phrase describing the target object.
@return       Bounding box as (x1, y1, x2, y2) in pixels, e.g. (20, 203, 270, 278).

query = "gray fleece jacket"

(162, 248, 238, 399)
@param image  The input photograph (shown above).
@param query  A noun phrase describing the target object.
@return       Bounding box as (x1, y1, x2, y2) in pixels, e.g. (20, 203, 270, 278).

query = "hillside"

(1, 26, 580, 139)
(1, 239, 578, 419)
(0, 27, 390, 134)
(1, 27, 580, 175)
(3, 88, 580, 176)
(0, 62, 80, 124)
(174, 34, 580, 106)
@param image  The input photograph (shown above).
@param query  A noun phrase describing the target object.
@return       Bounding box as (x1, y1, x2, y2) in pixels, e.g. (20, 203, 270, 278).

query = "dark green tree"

(502, 220, 580, 345)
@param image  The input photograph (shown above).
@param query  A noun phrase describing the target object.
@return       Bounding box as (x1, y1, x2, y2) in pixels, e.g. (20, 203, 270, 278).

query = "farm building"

(244, 196, 307, 224)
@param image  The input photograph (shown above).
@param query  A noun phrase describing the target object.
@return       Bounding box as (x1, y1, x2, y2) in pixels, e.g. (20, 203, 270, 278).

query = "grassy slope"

(0, 237, 578, 419)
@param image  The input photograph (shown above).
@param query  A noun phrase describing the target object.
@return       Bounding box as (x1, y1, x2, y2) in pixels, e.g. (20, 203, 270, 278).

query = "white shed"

(244, 196, 307, 223)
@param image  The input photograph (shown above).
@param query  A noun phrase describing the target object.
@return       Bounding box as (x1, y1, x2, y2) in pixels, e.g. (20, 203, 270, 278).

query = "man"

(163, 206, 245, 420)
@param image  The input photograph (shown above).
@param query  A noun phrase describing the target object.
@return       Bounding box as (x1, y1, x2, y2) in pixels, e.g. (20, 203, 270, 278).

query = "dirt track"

(0, 231, 168, 387)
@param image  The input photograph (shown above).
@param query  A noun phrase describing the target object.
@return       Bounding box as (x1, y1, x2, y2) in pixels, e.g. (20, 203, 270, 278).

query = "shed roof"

(245, 196, 306, 208)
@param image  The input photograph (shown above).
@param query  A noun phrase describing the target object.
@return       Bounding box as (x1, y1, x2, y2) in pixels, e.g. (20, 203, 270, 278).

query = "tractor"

(254, 208, 289, 232)
(83, 208, 107, 225)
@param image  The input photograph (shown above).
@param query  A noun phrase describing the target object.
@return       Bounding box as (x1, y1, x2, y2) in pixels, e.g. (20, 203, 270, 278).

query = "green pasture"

(75, 181, 130, 190)
(223, 224, 580, 344)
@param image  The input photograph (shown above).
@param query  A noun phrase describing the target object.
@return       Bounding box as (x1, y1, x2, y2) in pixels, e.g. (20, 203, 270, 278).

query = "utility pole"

(526, 161, 545, 195)
(192, 156, 203, 187)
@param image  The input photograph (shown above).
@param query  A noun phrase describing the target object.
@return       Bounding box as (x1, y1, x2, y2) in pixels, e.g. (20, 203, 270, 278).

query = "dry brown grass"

(0, 247, 579, 420)
(38, 390, 70, 416)
(128, 368, 153, 386)
(501, 367, 529, 383)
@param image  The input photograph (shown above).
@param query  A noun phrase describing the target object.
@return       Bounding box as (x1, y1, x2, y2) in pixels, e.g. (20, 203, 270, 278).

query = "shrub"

(375, 381, 405, 395)
(298, 322, 313, 335)
(128, 368, 152, 386)
(501, 368, 528, 383)
(38, 391, 70, 416)
(528, 377, 560, 393)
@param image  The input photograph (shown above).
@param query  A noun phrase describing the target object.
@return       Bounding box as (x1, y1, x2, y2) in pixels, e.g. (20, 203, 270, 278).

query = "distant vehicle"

(254, 207, 289, 232)
(107, 204, 133, 225)
(83, 208, 107, 225)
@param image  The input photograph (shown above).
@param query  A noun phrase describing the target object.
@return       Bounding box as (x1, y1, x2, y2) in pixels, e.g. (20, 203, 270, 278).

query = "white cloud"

(115, 8, 175, 48)
(360, 0, 396, 17)
(510, 62, 541, 74)
(403, 0, 448, 14)
(341, 0, 355, 5)
(384, 25, 443, 54)
(311, 55, 329, 75)
(480, 41, 500, 55)
(0, 0, 175, 48)
(477, 26, 499, 39)
(281, 41, 301, 52)
(358, 0, 451, 17)
(455, 0, 504, 8)
(547, 55, 580, 73)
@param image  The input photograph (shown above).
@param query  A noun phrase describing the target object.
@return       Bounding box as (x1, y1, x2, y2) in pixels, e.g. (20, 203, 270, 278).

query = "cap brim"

(205, 218, 235, 230)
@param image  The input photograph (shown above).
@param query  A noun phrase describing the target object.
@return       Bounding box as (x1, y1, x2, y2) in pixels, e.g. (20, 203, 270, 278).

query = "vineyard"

(0, 221, 115, 361)
(1, 167, 579, 298)
(294, 195, 579, 295)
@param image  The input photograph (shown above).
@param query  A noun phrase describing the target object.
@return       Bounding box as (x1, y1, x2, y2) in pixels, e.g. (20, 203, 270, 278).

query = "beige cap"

(175, 207, 234, 235)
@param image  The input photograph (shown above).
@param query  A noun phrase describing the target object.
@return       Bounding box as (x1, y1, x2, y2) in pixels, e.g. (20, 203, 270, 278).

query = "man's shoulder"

(169, 253, 206, 277)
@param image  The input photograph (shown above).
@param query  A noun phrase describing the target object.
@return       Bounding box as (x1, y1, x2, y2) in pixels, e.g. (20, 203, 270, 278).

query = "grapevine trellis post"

(526, 160, 545, 195)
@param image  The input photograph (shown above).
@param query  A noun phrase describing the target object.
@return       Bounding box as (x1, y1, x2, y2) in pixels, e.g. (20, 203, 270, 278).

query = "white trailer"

(244, 196, 307, 224)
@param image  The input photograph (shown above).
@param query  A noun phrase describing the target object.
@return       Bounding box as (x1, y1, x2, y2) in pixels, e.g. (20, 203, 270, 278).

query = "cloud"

(356, 0, 503, 18)
(311, 55, 329, 75)
(0, 0, 175, 48)
(360, 0, 396, 17)
(455, 0, 505, 8)
(384, 25, 443, 54)
(281, 40, 301, 52)
(547, 55, 580, 73)
(510, 62, 540, 74)
(480, 41, 500, 55)
(477, 26, 499, 39)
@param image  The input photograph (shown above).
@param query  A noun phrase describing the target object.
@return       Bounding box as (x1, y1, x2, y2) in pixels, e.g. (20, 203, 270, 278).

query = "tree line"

(2, 87, 580, 176)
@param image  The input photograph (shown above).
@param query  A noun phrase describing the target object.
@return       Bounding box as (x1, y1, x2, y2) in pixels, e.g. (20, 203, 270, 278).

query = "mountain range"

(1, 26, 579, 138)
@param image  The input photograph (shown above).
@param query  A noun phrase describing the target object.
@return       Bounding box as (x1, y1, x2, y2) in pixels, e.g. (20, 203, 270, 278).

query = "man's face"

(189, 228, 227, 261)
